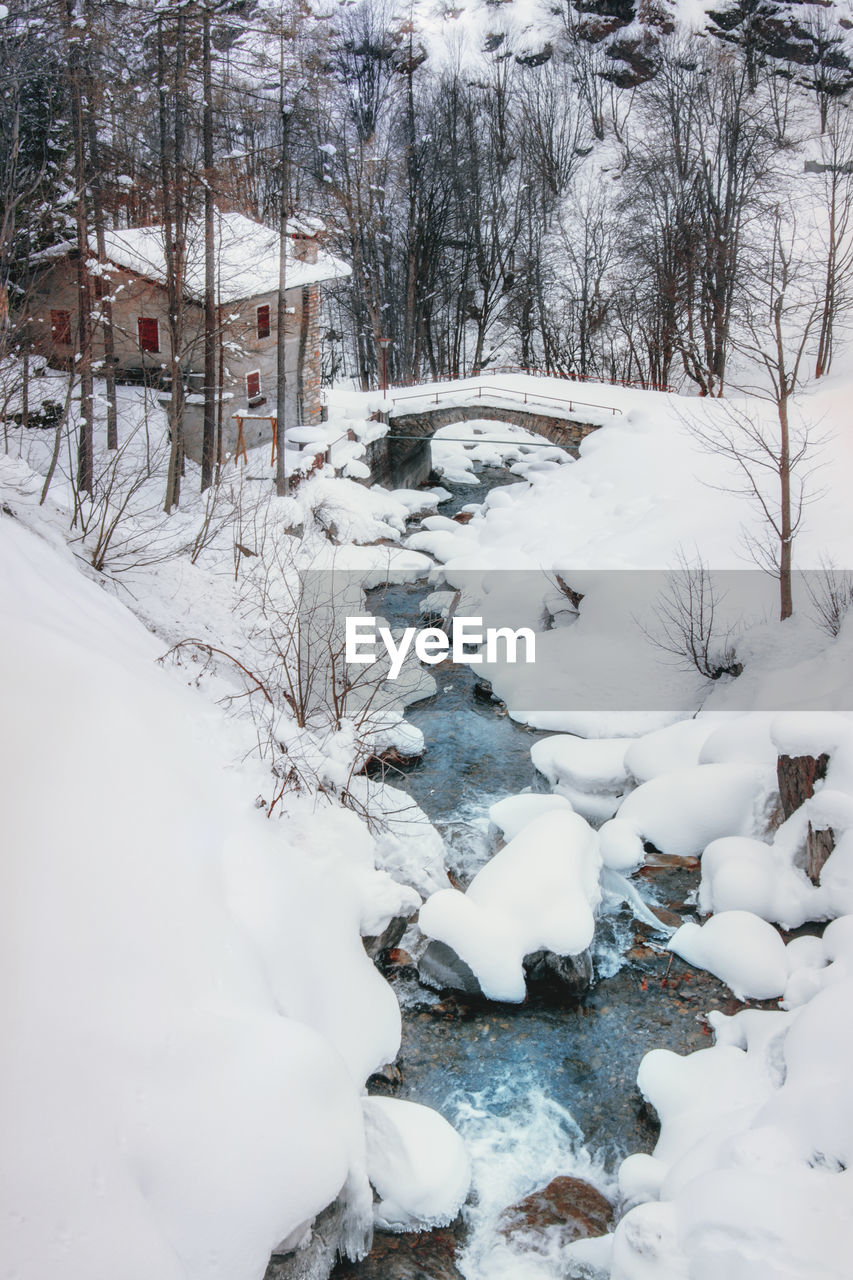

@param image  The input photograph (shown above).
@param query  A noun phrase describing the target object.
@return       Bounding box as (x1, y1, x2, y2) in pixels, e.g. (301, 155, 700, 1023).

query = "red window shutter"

(257, 305, 271, 340)
(50, 310, 71, 345)
(137, 317, 159, 353)
(246, 371, 261, 400)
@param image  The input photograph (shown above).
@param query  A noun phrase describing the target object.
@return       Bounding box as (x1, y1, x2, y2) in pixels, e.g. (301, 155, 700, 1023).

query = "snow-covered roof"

(95, 211, 350, 304)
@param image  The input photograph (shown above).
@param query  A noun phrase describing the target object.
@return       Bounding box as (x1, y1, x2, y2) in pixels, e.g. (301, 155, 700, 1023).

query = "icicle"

(600, 866, 676, 936)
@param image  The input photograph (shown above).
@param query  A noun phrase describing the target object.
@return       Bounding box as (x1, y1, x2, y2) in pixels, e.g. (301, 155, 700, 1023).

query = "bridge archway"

(364, 402, 603, 489)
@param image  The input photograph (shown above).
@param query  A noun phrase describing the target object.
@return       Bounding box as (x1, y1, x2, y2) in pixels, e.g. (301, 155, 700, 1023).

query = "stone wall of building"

(27, 255, 326, 463)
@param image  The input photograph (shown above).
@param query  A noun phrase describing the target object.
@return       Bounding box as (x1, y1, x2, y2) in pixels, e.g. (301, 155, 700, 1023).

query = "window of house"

(256, 304, 271, 340)
(246, 370, 262, 402)
(50, 310, 71, 345)
(137, 316, 159, 353)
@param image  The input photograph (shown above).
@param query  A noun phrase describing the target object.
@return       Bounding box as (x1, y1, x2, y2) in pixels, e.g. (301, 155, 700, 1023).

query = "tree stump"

(776, 753, 834, 883)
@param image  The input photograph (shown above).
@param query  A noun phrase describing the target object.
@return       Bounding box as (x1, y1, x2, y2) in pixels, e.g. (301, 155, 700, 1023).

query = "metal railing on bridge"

(381, 363, 675, 397)
(387, 379, 619, 419)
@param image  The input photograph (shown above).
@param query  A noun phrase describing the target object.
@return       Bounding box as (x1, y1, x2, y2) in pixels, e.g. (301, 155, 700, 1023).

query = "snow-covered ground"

(2, 356, 853, 1280)
(391, 370, 853, 1278)
(0, 376, 467, 1280)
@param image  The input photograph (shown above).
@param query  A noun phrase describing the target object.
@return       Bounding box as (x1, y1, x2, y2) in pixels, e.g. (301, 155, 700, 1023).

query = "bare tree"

(687, 208, 822, 620)
(649, 549, 743, 681)
(813, 103, 853, 378)
(806, 559, 853, 638)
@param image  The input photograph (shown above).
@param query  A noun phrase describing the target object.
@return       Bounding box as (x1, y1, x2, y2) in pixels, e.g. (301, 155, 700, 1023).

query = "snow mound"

(531, 734, 631, 793)
(698, 835, 818, 930)
(624, 718, 721, 783)
(697, 713, 778, 768)
(418, 811, 602, 1002)
(615, 762, 774, 857)
(668, 910, 788, 1000)
(598, 819, 646, 872)
(361, 1097, 471, 1231)
(488, 792, 574, 842)
(387, 487, 440, 518)
(531, 734, 632, 823)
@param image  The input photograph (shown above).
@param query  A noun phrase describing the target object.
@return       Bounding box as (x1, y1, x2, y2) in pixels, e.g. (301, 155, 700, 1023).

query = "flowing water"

(333, 465, 745, 1280)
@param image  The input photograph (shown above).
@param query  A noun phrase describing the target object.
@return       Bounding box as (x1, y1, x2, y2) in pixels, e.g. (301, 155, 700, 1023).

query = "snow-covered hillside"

(0, 443, 470, 1278)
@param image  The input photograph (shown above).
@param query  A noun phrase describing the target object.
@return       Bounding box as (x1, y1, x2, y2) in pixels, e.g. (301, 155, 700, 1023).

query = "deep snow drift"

(0, 500, 468, 1279)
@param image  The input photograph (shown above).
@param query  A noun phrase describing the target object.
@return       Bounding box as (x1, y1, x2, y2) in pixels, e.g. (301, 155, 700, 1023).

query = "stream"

(333, 465, 746, 1280)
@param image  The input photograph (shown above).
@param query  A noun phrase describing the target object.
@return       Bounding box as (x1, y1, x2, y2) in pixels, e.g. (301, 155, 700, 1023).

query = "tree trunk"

(201, 3, 216, 492)
(815, 179, 837, 379)
(83, 0, 117, 450)
(61, 0, 94, 495)
(159, 10, 186, 513)
(778, 392, 793, 621)
(777, 753, 834, 882)
(297, 284, 309, 425)
(402, 42, 418, 382)
(275, 104, 291, 497)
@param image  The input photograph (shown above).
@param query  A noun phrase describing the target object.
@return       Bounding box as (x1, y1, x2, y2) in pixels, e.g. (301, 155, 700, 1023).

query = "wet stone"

(498, 1175, 614, 1252)
(418, 940, 483, 997)
(523, 947, 593, 997)
(331, 1221, 467, 1280)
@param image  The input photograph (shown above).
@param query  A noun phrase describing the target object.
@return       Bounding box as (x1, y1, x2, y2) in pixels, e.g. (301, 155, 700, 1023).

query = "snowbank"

(0, 514, 404, 1279)
(613, 946, 853, 1280)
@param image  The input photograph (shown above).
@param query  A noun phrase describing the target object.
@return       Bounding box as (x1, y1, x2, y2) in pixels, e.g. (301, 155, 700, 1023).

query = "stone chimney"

(291, 232, 318, 264)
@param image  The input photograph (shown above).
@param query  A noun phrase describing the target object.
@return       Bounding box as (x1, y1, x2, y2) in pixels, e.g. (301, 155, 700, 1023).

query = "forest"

(4, 0, 853, 443)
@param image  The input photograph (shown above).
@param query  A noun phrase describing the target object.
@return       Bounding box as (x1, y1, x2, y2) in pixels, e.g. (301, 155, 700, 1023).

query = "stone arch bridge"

(362, 381, 618, 488)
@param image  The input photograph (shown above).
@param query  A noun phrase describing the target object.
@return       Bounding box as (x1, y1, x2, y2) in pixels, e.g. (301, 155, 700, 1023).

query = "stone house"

(26, 211, 350, 460)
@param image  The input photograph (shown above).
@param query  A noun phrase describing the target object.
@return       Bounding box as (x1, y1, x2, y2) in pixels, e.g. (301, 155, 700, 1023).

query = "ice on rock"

(615, 763, 773, 857)
(668, 910, 788, 1000)
(361, 1097, 471, 1232)
(418, 811, 602, 1002)
(488, 792, 573, 842)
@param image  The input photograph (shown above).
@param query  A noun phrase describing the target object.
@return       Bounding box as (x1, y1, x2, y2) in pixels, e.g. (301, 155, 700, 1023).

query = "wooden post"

(234, 417, 248, 465)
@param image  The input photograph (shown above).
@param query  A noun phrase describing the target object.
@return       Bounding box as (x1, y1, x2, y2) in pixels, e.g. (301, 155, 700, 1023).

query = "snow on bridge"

(339, 370, 676, 488)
